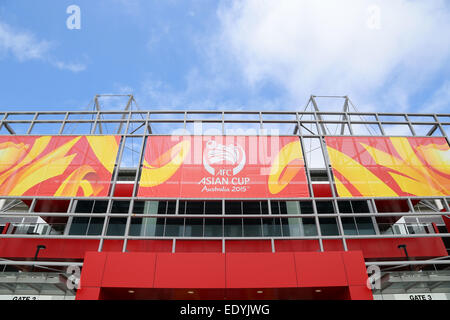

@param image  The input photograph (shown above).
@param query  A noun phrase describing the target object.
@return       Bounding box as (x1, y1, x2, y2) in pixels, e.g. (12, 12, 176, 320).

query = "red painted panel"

(341, 251, 368, 287)
(113, 183, 134, 197)
(444, 216, 450, 233)
(374, 199, 410, 213)
(154, 253, 225, 288)
(33, 200, 70, 213)
(226, 253, 297, 288)
(348, 286, 373, 300)
(323, 240, 344, 251)
(1, 223, 10, 235)
(225, 240, 272, 252)
(346, 238, 447, 259)
(126, 240, 173, 253)
(294, 252, 347, 287)
(76, 287, 102, 300)
(101, 240, 124, 252)
(0, 238, 99, 259)
(102, 252, 157, 288)
(312, 183, 333, 197)
(274, 240, 320, 252)
(175, 240, 222, 253)
(80, 252, 107, 287)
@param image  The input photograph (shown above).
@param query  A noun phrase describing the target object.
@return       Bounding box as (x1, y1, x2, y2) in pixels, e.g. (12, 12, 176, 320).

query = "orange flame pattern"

(325, 137, 450, 197)
(0, 136, 120, 197)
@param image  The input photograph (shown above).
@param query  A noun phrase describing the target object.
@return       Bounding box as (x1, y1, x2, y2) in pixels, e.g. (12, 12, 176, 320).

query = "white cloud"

(215, 0, 450, 112)
(0, 21, 51, 61)
(0, 20, 86, 72)
(51, 61, 86, 73)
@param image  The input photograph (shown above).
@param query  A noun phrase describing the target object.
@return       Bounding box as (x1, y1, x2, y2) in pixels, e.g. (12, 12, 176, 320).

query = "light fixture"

(128, 290, 135, 294)
(257, 290, 264, 294)
(187, 290, 195, 294)
(315, 289, 322, 293)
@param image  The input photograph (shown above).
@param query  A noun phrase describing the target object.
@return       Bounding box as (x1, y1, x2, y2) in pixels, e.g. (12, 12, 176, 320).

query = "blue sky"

(0, 0, 449, 113)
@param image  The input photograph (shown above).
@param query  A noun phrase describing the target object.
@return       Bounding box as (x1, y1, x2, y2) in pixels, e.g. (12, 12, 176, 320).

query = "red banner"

(0, 136, 120, 197)
(138, 136, 310, 198)
(325, 136, 450, 197)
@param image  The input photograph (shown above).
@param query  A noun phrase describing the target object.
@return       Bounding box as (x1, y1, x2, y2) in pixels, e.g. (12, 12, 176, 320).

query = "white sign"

(0, 295, 75, 300)
(374, 293, 449, 300)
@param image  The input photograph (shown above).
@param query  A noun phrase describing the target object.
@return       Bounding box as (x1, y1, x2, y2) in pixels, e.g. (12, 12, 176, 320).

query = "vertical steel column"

(315, 111, 348, 251)
(375, 113, 386, 136)
(122, 112, 149, 252)
(369, 199, 381, 235)
(26, 113, 38, 135)
(404, 114, 416, 136)
(298, 111, 324, 252)
(97, 199, 113, 252)
(58, 112, 70, 135)
(90, 111, 100, 135)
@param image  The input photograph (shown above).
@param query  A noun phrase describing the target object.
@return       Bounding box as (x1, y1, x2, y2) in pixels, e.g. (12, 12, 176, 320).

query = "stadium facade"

(0, 95, 449, 300)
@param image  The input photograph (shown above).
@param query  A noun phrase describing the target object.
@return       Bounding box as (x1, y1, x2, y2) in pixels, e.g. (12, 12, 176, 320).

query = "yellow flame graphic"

(0, 136, 117, 197)
(327, 137, 450, 197)
(140, 140, 190, 187)
(268, 140, 304, 194)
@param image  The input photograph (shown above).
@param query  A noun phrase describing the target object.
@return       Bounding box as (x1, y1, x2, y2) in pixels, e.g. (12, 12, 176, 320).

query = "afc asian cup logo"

(203, 140, 246, 176)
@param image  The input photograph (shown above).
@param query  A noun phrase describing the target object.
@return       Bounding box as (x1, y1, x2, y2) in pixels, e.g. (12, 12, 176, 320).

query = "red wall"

(0, 238, 446, 259)
(76, 251, 373, 300)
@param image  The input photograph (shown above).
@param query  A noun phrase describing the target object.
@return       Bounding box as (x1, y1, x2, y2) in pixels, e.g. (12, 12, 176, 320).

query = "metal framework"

(0, 95, 449, 264)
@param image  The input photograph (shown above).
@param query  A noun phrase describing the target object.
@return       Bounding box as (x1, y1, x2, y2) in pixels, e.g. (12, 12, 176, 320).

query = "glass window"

(74, 201, 94, 213)
(69, 216, 105, 235)
(316, 201, 334, 213)
(164, 218, 183, 237)
(243, 202, 261, 215)
(205, 201, 222, 215)
(111, 201, 130, 213)
(204, 218, 222, 237)
(243, 218, 262, 237)
(129, 217, 162, 236)
(302, 218, 318, 236)
(342, 217, 358, 235)
(186, 201, 204, 214)
(69, 217, 89, 235)
(279, 201, 288, 214)
(107, 217, 127, 236)
(282, 218, 301, 237)
(132, 201, 146, 214)
(262, 218, 282, 237)
(184, 218, 203, 237)
(225, 201, 242, 215)
(338, 201, 352, 213)
(224, 218, 242, 237)
(157, 201, 167, 214)
(87, 217, 104, 235)
(338, 200, 370, 213)
(319, 218, 340, 236)
(167, 201, 176, 214)
(299, 201, 314, 214)
(356, 217, 376, 235)
(271, 201, 280, 215)
(92, 201, 108, 213)
(351, 201, 370, 213)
